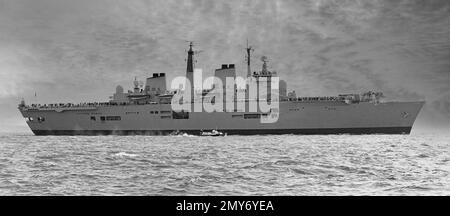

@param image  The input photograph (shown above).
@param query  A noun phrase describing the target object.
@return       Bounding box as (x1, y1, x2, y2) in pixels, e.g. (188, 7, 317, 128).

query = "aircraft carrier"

(18, 42, 424, 135)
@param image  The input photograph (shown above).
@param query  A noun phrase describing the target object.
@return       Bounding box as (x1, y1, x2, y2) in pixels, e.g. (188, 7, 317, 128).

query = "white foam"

(182, 133, 196, 137)
(113, 152, 138, 158)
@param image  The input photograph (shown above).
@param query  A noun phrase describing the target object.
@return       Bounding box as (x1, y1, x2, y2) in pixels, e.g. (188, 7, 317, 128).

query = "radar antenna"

(134, 77, 138, 87)
(261, 56, 269, 74)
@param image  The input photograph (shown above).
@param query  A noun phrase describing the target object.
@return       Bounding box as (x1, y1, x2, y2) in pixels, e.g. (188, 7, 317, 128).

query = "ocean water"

(0, 133, 448, 196)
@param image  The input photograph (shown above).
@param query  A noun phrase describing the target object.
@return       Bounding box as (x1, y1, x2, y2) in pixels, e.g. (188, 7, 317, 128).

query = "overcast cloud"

(0, 0, 449, 133)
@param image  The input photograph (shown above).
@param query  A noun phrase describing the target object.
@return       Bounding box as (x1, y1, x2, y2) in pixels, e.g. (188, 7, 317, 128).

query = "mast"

(246, 39, 253, 77)
(186, 42, 194, 73)
(185, 41, 195, 100)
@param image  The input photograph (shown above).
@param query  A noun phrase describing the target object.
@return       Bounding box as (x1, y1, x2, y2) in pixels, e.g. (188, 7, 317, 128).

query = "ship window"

(232, 114, 243, 118)
(160, 111, 171, 114)
(155, 111, 159, 114)
(100, 116, 106, 121)
(244, 114, 261, 119)
(150, 111, 154, 114)
(37, 117, 45, 122)
(172, 111, 189, 119)
(160, 115, 171, 119)
(106, 116, 121, 121)
(90, 116, 96, 121)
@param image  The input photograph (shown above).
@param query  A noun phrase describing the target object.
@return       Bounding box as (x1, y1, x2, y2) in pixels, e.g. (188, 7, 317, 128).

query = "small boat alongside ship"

(200, 130, 226, 137)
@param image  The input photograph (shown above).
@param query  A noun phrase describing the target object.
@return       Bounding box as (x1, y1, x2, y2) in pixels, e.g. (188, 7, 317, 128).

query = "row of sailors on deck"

(27, 96, 347, 108)
(28, 102, 130, 108)
(288, 96, 341, 101)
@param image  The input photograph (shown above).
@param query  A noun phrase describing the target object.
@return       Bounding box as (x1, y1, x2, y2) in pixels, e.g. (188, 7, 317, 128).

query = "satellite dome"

(116, 85, 124, 93)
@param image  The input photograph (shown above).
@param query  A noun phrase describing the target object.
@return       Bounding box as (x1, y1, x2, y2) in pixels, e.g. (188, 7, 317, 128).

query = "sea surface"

(0, 133, 448, 196)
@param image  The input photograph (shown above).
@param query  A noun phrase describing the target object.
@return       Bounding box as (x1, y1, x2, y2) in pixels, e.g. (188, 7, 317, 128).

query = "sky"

(0, 0, 449, 133)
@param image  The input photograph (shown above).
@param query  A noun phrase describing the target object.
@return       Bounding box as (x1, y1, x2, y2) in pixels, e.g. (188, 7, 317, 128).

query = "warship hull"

(19, 101, 424, 135)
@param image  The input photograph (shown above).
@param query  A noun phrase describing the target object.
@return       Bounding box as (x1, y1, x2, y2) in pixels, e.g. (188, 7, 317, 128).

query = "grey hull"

(31, 127, 412, 136)
(20, 100, 424, 136)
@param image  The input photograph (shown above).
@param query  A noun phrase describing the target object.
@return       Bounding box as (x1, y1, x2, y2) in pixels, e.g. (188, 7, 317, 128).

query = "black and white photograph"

(0, 0, 449, 205)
